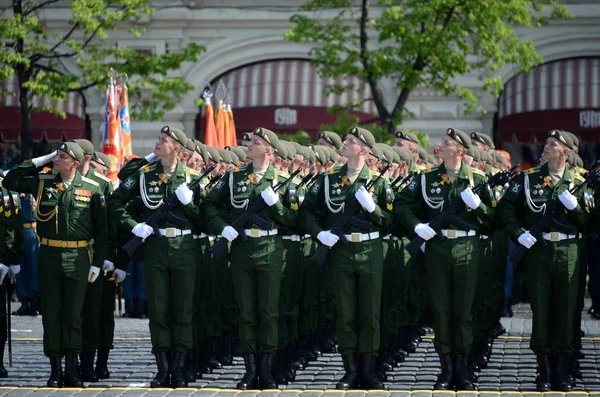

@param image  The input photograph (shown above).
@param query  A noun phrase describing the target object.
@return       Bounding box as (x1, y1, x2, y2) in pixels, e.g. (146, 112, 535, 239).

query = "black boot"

(182, 349, 196, 383)
(150, 352, 170, 388)
(359, 354, 384, 389)
(207, 336, 223, 370)
(434, 354, 453, 390)
(535, 353, 551, 392)
(80, 350, 98, 382)
(63, 352, 83, 387)
(12, 298, 29, 315)
(259, 353, 277, 389)
(272, 350, 288, 385)
(0, 344, 7, 378)
(95, 349, 110, 380)
(454, 353, 475, 391)
(198, 340, 212, 374)
(47, 356, 63, 387)
(555, 354, 573, 392)
(192, 348, 203, 378)
(237, 353, 258, 390)
(282, 344, 297, 382)
(336, 353, 359, 390)
(220, 335, 233, 366)
(171, 351, 188, 388)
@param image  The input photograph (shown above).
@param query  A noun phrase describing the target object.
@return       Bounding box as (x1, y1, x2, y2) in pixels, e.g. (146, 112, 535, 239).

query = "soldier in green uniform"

(394, 128, 492, 391)
(203, 127, 298, 390)
(299, 127, 393, 390)
(109, 126, 200, 388)
(497, 130, 588, 392)
(2, 142, 108, 388)
(395, 130, 420, 169)
(0, 173, 24, 377)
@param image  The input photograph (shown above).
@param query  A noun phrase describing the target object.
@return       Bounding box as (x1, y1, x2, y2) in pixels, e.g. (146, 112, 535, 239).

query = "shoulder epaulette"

(369, 171, 381, 179)
(425, 166, 440, 173)
(491, 167, 501, 175)
(523, 166, 542, 175)
(575, 174, 586, 182)
(81, 176, 100, 187)
(578, 167, 588, 175)
(233, 165, 248, 173)
(185, 167, 201, 177)
(327, 165, 343, 175)
(39, 174, 56, 180)
(139, 163, 157, 174)
(94, 172, 112, 183)
(471, 167, 486, 176)
(276, 170, 289, 178)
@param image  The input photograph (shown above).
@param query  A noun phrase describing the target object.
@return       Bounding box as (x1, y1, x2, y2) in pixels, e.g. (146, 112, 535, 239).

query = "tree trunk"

(17, 68, 33, 160)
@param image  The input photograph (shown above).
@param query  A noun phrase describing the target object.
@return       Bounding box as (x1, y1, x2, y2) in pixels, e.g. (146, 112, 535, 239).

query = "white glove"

(414, 223, 436, 241)
(460, 187, 481, 210)
(144, 152, 158, 163)
(222, 226, 239, 242)
(175, 184, 193, 205)
(32, 150, 58, 167)
(88, 266, 100, 283)
(355, 186, 376, 213)
(102, 260, 115, 273)
(559, 190, 578, 211)
(132, 222, 153, 240)
(261, 187, 279, 207)
(0, 264, 8, 284)
(420, 243, 426, 253)
(112, 269, 127, 284)
(517, 231, 537, 249)
(317, 230, 340, 247)
(8, 265, 20, 277)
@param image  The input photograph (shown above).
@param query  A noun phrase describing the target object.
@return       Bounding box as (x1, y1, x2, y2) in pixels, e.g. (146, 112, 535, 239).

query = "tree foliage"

(285, 0, 570, 134)
(0, 0, 205, 158)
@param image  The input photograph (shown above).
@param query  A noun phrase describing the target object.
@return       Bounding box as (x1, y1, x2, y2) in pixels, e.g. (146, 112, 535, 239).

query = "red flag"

(204, 100, 219, 148)
(226, 104, 237, 147)
(102, 80, 121, 181)
(215, 100, 226, 148)
(119, 83, 132, 161)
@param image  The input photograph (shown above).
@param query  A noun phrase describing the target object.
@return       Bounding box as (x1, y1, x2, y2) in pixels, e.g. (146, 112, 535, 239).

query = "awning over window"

(498, 58, 600, 143)
(0, 76, 86, 143)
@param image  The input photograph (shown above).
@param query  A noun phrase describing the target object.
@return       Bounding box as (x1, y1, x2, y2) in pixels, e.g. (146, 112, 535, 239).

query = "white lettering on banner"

(274, 108, 298, 126)
(580, 110, 600, 128)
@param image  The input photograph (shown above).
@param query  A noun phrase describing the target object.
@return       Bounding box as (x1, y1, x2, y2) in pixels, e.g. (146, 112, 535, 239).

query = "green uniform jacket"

(394, 162, 492, 239)
(202, 164, 297, 235)
(109, 160, 200, 233)
(497, 164, 589, 241)
(299, 164, 393, 238)
(1, 162, 108, 268)
(0, 180, 24, 264)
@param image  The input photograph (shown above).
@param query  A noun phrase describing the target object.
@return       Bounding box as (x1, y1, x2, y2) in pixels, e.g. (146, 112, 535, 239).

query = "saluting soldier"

(2, 142, 108, 388)
(109, 126, 200, 388)
(394, 128, 492, 391)
(498, 130, 588, 392)
(203, 127, 298, 390)
(299, 127, 394, 390)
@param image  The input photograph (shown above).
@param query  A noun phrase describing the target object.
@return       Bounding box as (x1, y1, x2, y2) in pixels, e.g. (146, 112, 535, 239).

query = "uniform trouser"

(123, 258, 147, 301)
(425, 235, 479, 355)
(38, 245, 90, 356)
(279, 239, 301, 348)
(380, 238, 399, 348)
(587, 235, 600, 304)
(573, 238, 587, 349)
(504, 239, 517, 299)
(288, 240, 304, 344)
(492, 231, 508, 317)
(229, 235, 283, 353)
(16, 228, 39, 299)
(143, 233, 196, 353)
(82, 273, 105, 350)
(193, 238, 211, 343)
(331, 238, 383, 355)
(98, 276, 116, 350)
(299, 240, 319, 338)
(472, 237, 491, 342)
(524, 238, 580, 354)
(0, 282, 7, 344)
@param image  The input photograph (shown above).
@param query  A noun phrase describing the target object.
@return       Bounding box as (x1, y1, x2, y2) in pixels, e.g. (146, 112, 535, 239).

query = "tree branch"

(69, 82, 97, 92)
(24, 0, 60, 16)
(34, 25, 100, 61)
(358, 0, 390, 127)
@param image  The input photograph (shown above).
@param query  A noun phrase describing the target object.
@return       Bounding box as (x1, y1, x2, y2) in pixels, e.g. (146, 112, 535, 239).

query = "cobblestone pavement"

(0, 301, 599, 396)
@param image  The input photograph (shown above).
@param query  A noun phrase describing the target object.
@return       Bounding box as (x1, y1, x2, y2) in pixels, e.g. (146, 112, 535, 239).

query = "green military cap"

(561, 130, 579, 149)
(57, 141, 84, 162)
(72, 139, 94, 156)
(466, 145, 482, 162)
(217, 148, 233, 164)
(280, 141, 296, 161)
(323, 147, 338, 164)
(347, 126, 376, 149)
(241, 132, 253, 142)
(303, 146, 315, 164)
(229, 146, 248, 163)
(275, 141, 288, 159)
(446, 128, 471, 149)
(417, 146, 428, 162)
(288, 141, 304, 158)
(253, 127, 279, 149)
(318, 130, 343, 150)
(228, 150, 240, 164)
(184, 138, 197, 152)
(205, 145, 221, 163)
(483, 151, 494, 165)
(390, 150, 400, 163)
(91, 151, 110, 168)
(426, 154, 436, 165)
(547, 129, 576, 150)
(492, 151, 506, 165)
(193, 139, 211, 163)
(376, 143, 395, 164)
(573, 152, 584, 168)
(392, 147, 413, 163)
(313, 146, 328, 165)
(369, 145, 383, 161)
(394, 130, 419, 145)
(469, 132, 495, 149)
(161, 125, 188, 147)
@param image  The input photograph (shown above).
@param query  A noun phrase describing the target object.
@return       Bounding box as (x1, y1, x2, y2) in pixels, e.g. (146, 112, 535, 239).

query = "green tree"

(0, 0, 204, 158)
(285, 0, 570, 135)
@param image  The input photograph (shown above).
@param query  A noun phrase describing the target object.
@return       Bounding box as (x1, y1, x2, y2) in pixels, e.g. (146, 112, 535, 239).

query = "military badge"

(340, 176, 351, 187)
(245, 174, 257, 185)
(510, 182, 522, 194)
(541, 176, 553, 188)
(440, 174, 451, 185)
(123, 176, 136, 190)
